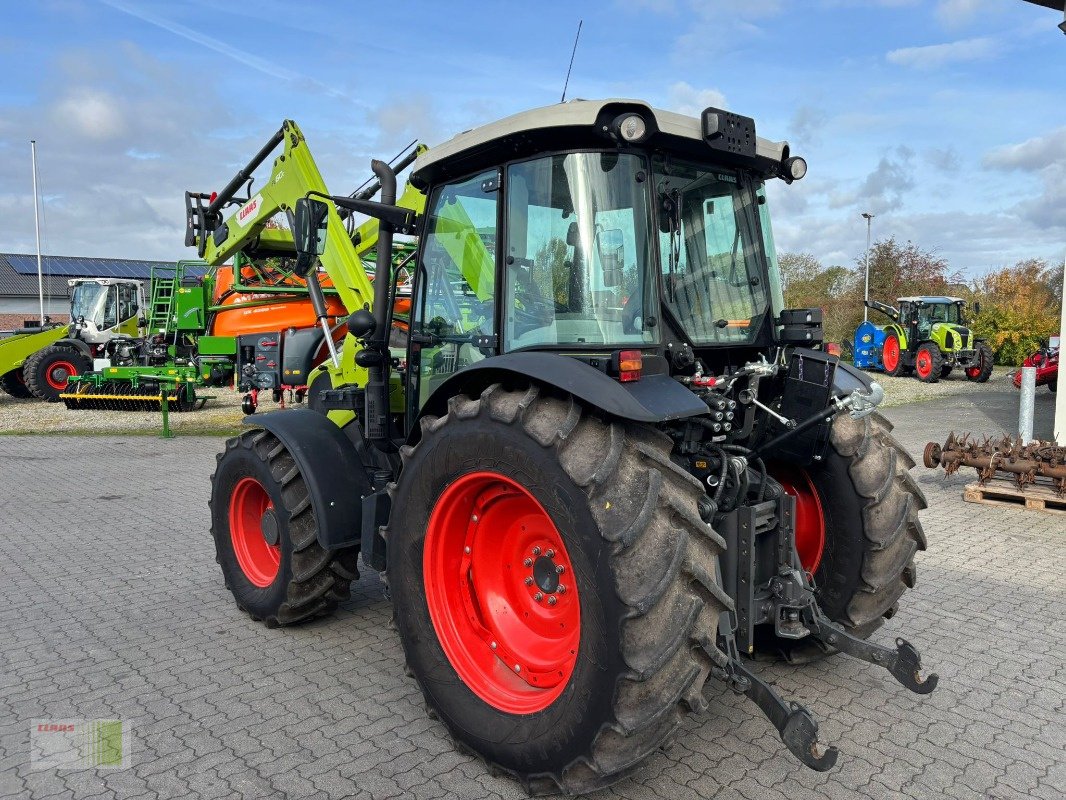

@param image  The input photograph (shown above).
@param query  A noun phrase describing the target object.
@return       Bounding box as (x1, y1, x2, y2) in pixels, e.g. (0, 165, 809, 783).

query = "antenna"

(560, 20, 583, 103)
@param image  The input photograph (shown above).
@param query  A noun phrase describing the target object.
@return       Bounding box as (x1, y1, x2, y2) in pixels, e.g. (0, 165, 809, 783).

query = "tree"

(971, 258, 1062, 365)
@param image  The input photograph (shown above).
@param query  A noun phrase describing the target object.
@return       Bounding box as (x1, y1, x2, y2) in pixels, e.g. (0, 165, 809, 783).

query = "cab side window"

(410, 170, 498, 414)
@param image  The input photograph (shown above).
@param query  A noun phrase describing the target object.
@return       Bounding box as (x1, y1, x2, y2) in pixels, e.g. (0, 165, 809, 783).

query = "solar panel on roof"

(3, 254, 207, 280)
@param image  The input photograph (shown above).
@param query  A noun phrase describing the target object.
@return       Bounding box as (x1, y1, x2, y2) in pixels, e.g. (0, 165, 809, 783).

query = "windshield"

(917, 303, 961, 328)
(70, 282, 116, 328)
(654, 157, 769, 345)
(503, 152, 656, 349)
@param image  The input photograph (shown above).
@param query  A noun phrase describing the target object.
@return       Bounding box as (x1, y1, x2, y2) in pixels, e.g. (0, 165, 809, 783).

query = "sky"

(0, 0, 1063, 277)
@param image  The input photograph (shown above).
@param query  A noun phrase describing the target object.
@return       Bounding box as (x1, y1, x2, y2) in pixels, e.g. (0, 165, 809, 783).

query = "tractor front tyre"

(914, 343, 942, 383)
(24, 346, 92, 402)
(966, 342, 994, 383)
(209, 429, 359, 627)
(1, 369, 32, 398)
(762, 412, 927, 661)
(388, 385, 732, 795)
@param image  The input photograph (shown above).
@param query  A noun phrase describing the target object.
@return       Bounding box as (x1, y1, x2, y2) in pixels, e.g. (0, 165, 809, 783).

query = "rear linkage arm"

(716, 654, 839, 771)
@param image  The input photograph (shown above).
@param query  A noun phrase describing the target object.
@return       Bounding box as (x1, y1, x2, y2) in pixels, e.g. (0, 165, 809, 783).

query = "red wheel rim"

(229, 477, 280, 587)
(915, 350, 932, 378)
(772, 466, 826, 574)
(45, 360, 77, 391)
(423, 472, 580, 714)
(882, 337, 900, 372)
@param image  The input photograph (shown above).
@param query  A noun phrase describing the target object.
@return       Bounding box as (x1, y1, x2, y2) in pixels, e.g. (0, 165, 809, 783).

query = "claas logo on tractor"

(205, 103, 937, 794)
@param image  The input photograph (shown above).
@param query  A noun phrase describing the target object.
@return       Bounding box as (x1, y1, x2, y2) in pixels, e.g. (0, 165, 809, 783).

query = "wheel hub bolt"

(555, 564, 565, 574)
(547, 596, 557, 606)
(534, 592, 543, 602)
(546, 549, 555, 558)
(471, 514, 479, 522)
(523, 558, 533, 567)
(558, 584, 567, 594)
(524, 577, 533, 586)
(514, 664, 521, 673)
(464, 546, 471, 554)
(490, 641, 497, 650)
(532, 546, 541, 556)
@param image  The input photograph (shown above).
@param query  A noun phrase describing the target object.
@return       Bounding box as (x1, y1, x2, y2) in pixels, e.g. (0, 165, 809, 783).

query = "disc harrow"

(924, 433, 1066, 495)
(61, 380, 197, 412)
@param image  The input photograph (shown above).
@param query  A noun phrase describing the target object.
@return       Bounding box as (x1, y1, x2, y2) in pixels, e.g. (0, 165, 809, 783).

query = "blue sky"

(0, 0, 1062, 276)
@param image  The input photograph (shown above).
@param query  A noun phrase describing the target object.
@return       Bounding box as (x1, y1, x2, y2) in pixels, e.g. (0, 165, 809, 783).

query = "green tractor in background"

(853, 295, 993, 383)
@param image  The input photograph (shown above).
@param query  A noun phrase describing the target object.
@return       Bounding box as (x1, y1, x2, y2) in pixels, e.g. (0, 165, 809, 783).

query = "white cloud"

(983, 126, 1066, 172)
(664, 82, 727, 117)
(886, 37, 998, 69)
(935, 0, 1000, 29)
(51, 89, 126, 140)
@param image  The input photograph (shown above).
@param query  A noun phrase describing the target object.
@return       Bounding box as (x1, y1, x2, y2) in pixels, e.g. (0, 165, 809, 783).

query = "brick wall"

(0, 313, 69, 332)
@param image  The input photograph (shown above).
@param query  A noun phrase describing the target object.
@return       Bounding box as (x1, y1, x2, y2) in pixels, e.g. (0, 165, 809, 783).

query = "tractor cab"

(392, 100, 805, 420)
(898, 296, 966, 339)
(67, 278, 146, 345)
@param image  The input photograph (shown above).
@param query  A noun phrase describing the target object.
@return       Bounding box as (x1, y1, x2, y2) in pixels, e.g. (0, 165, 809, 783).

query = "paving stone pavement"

(1, 389, 1063, 800)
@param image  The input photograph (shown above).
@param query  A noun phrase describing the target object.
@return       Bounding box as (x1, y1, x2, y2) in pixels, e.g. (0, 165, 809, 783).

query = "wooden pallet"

(963, 480, 1066, 516)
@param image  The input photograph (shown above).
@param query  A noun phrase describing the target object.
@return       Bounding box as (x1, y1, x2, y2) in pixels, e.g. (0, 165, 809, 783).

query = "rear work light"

(615, 350, 643, 382)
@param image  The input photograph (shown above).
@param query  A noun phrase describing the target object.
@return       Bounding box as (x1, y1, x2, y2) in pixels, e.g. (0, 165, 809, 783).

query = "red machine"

(1012, 336, 1059, 392)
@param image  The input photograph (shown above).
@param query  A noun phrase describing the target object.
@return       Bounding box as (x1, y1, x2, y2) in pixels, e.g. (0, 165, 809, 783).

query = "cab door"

(406, 169, 499, 427)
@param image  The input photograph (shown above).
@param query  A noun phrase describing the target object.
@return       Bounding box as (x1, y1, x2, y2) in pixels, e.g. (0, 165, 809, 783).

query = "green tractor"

(854, 296, 993, 383)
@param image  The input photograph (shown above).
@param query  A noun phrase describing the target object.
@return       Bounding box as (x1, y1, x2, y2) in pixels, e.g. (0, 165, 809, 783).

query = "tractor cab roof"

(897, 296, 965, 304)
(410, 99, 793, 190)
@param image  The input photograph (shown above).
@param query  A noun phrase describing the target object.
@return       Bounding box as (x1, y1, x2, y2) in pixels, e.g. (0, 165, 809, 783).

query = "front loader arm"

(187, 120, 427, 323)
(864, 299, 899, 321)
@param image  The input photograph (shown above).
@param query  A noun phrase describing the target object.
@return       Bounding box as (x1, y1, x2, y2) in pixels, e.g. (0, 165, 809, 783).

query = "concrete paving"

(0, 388, 1062, 799)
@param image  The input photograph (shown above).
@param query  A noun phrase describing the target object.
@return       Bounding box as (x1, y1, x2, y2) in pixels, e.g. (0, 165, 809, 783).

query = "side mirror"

(596, 228, 625, 288)
(294, 197, 329, 275)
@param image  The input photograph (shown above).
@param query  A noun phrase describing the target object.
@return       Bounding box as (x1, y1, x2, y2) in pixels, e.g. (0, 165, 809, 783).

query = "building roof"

(0, 254, 197, 298)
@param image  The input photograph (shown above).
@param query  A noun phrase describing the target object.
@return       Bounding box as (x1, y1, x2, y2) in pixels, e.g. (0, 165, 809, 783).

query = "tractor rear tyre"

(914, 343, 942, 383)
(24, 345, 92, 402)
(761, 411, 927, 661)
(881, 334, 906, 376)
(388, 385, 732, 794)
(209, 429, 360, 627)
(1, 369, 32, 398)
(965, 342, 993, 383)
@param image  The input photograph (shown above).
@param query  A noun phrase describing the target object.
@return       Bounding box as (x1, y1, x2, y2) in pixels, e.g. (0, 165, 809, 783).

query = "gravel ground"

(0, 365, 1024, 436)
(0, 387, 253, 436)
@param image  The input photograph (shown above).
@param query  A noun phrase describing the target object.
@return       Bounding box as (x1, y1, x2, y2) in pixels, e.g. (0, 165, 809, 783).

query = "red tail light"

(616, 350, 643, 382)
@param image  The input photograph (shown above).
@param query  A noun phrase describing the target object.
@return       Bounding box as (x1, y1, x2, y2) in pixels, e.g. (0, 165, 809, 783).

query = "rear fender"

(243, 410, 371, 550)
(884, 323, 908, 351)
(413, 352, 708, 441)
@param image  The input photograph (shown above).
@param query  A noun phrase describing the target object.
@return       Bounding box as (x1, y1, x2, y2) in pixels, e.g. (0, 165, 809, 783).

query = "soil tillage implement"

(924, 433, 1066, 495)
(202, 107, 938, 794)
(853, 296, 992, 383)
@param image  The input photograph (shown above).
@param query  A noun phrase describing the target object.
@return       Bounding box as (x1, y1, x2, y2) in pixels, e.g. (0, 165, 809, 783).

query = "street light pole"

(861, 212, 874, 322)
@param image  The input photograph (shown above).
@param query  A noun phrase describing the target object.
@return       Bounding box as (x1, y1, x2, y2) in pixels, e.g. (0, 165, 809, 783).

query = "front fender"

(243, 409, 370, 550)
(415, 352, 708, 435)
